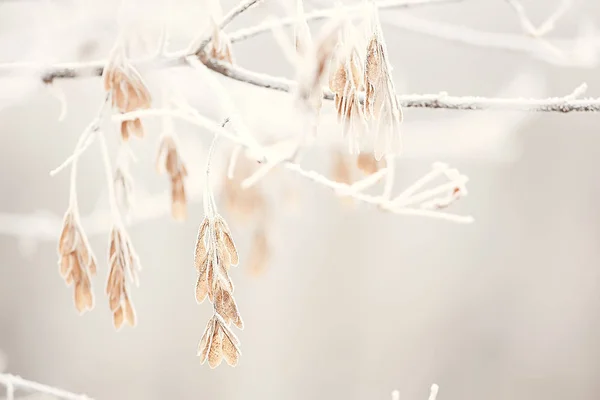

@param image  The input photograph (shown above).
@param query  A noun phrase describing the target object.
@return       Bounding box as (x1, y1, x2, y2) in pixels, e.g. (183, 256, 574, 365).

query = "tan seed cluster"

(198, 314, 241, 368)
(331, 151, 386, 207)
(328, 12, 403, 160)
(222, 154, 266, 224)
(329, 46, 366, 152)
(195, 214, 243, 367)
(356, 152, 385, 175)
(364, 27, 402, 160)
(295, 21, 341, 115)
(157, 137, 188, 221)
(107, 227, 140, 330)
(222, 152, 271, 276)
(58, 211, 97, 314)
(103, 54, 152, 141)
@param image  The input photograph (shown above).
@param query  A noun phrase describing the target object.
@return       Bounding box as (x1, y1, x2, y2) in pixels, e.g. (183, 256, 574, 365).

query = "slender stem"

(204, 118, 230, 216)
(227, 0, 462, 43)
(62, 97, 110, 210)
(190, 0, 265, 55)
(0, 374, 92, 400)
(98, 132, 121, 222)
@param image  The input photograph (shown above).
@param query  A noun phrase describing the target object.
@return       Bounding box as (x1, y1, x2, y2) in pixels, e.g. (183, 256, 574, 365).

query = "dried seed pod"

(195, 209, 243, 367)
(331, 151, 355, 208)
(248, 229, 269, 277)
(357, 153, 384, 175)
(215, 216, 239, 266)
(208, 326, 224, 368)
(106, 226, 141, 330)
(329, 38, 367, 154)
(57, 209, 97, 315)
(222, 153, 267, 225)
(103, 46, 152, 141)
(222, 329, 240, 366)
(157, 137, 188, 221)
(363, 10, 402, 161)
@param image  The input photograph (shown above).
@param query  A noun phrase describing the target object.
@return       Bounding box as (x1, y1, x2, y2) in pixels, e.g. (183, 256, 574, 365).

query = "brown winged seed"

(106, 227, 141, 330)
(195, 213, 244, 367)
(363, 14, 403, 161)
(356, 152, 385, 175)
(221, 152, 266, 225)
(197, 315, 241, 368)
(103, 50, 152, 141)
(58, 210, 97, 314)
(329, 44, 367, 154)
(157, 137, 188, 221)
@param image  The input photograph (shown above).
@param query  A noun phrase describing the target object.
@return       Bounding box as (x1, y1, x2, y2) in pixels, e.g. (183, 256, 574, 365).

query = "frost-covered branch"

(204, 59, 600, 112)
(0, 373, 92, 400)
(113, 108, 473, 223)
(0, 0, 597, 113)
(505, 0, 573, 38)
(3, 49, 598, 114)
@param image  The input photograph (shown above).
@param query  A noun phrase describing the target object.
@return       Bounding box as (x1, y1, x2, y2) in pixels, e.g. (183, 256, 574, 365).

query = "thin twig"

(228, 0, 461, 43)
(0, 374, 93, 400)
(1, 6, 597, 111)
(505, 0, 573, 38)
(202, 59, 600, 112)
(188, 0, 265, 55)
(114, 109, 473, 223)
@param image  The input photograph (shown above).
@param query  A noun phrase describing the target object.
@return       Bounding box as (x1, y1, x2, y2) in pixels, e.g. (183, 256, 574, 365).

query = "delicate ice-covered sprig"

(52, 98, 109, 315)
(97, 125, 143, 330)
(505, 0, 573, 38)
(0, 373, 93, 400)
(194, 123, 244, 368)
(116, 109, 472, 222)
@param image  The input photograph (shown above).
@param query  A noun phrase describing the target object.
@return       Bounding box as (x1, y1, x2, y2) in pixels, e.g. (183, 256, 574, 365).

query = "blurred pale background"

(1, 0, 600, 399)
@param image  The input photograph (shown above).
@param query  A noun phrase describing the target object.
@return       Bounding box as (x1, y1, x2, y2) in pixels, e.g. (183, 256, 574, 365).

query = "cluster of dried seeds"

(195, 213, 243, 367)
(58, 210, 97, 314)
(157, 137, 189, 221)
(331, 150, 385, 207)
(222, 152, 271, 276)
(294, 18, 341, 117)
(106, 226, 141, 329)
(356, 152, 385, 175)
(329, 45, 366, 153)
(103, 50, 152, 141)
(328, 7, 403, 160)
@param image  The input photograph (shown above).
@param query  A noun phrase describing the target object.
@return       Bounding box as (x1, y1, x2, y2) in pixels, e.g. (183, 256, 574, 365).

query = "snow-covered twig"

(0, 374, 93, 400)
(228, 0, 461, 43)
(506, 0, 573, 38)
(114, 108, 473, 223)
(201, 59, 600, 112)
(188, 0, 265, 54)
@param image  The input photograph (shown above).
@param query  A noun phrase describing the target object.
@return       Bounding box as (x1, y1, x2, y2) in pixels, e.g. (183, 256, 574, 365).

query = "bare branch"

(188, 0, 265, 55)
(505, 0, 574, 38)
(203, 59, 600, 112)
(228, 0, 463, 43)
(114, 109, 473, 223)
(0, 373, 93, 400)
